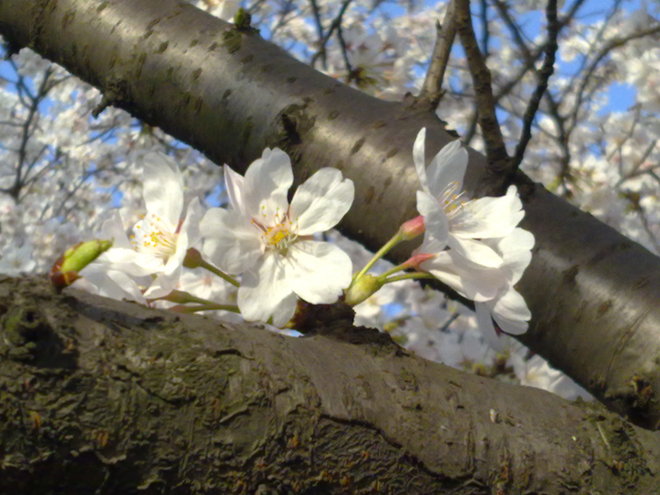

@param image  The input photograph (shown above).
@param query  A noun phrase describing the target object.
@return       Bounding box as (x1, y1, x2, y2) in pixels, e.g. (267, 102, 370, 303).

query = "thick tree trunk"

(0, 0, 658, 429)
(1, 276, 658, 494)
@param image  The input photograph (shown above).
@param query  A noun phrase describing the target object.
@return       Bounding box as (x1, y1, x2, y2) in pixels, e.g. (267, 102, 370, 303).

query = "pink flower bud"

(402, 252, 435, 270)
(399, 215, 425, 240)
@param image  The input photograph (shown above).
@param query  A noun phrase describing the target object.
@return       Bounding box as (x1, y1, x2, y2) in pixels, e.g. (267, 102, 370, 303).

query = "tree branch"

(418, 0, 458, 108)
(0, 276, 658, 493)
(309, 0, 353, 70)
(509, 0, 559, 173)
(454, 0, 511, 194)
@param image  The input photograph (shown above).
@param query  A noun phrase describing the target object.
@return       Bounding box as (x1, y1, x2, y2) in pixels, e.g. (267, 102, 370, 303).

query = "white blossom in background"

(353, 280, 416, 330)
(201, 148, 354, 326)
(197, 0, 240, 22)
(0, 240, 36, 275)
(510, 353, 592, 401)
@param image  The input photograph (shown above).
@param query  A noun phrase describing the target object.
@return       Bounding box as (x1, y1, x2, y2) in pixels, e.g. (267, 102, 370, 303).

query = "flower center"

(131, 213, 178, 261)
(252, 214, 297, 255)
(440, 181, 465, 218)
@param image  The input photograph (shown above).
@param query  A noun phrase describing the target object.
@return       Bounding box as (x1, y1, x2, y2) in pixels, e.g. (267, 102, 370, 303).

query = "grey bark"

(1, 276, 659, 494)
(0, 0, 658, 429)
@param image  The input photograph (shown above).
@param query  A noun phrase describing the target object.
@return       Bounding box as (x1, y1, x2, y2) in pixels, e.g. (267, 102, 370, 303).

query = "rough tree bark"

(1, 276, 659, 494)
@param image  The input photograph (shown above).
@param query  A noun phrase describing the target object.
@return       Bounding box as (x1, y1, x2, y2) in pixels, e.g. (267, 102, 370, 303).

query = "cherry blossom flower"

(413, 128, 524, 268)
(201, 147, 354, 326)
(474, 228, 535, 337)
(411, 128, 535, 337)
(89, 153, 204, 298)
(417, 228, 535, 336)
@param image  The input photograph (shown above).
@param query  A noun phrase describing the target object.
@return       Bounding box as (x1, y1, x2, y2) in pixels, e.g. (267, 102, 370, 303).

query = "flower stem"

(378, 262, 410, 279)
(199, 258, 240, 287)
(382, 272, 435, 284)
(352, 232, 403, 283)
(174, 303, 240, 314)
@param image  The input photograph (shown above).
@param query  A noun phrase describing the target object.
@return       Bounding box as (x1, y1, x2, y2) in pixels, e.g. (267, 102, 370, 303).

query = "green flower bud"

(344, 274, 384, 307)
(50, 239, 112, 290)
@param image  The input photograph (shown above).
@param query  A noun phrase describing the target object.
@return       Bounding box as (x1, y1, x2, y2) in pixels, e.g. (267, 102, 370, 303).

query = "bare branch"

(308, 0, 326, 68)
(566, 24, 660, 133)
(309, 0, 353, 69)
(509, 0, 559, 173)
(419, 0, 458, 108)
(455, 0, 510, 192)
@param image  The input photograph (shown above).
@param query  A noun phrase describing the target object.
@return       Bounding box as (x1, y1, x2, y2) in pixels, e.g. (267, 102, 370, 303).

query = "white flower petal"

(179, 197, 204, 250)
(417, 190, 449, 244)
(243, 147, 293, 220)
(499, 226, 535, 255)
(499, 228, 535, 284)
(493, 313, 529, 335)
(99, 247, 163, 276)
(271, 293, 298, 327)
(78, 265, 146, 303)
(145, 267, 182, 299)
(290, 168, 354, 235)
(416, 234, 447, 256)
(425, 140, 467, 199)
(142, 152, 183, 227)
(420, 250, 504, 301)
(223, 164, 246, 213)
(448, 236, 503, 269)
(413, 127, 430, 193)
(492, 287, 531, 326)
(453, 186, 523, 239)
(237, 252, 294, 323)
(201, 207, 261, 274)
(100, 211, 131, 249)
(286, 241, 352, 304)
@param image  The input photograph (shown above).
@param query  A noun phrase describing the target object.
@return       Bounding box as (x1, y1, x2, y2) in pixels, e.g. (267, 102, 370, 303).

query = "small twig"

(336, 21, 353, 77)
(439, 312, 460, 333)
(566, 24, 660, 133)
(478, 0, 490, 57)
(308, 0, 326, 68)
(91, 95, 112, 118)
(310, 0, 353, 68)
(510, 0, 559, 173)
(419, 0, 458, 107)
(455, 0, 510, 190)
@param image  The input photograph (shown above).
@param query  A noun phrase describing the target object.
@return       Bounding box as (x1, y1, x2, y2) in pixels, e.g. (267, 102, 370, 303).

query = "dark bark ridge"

(1, 276, 659, 494)
(0, 0, 658, 427)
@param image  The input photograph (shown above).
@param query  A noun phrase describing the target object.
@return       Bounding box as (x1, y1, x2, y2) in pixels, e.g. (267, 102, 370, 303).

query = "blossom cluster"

(51, 128, 533, 344)
(411, 128, 534, 339)
(66, 148, 354, 327)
